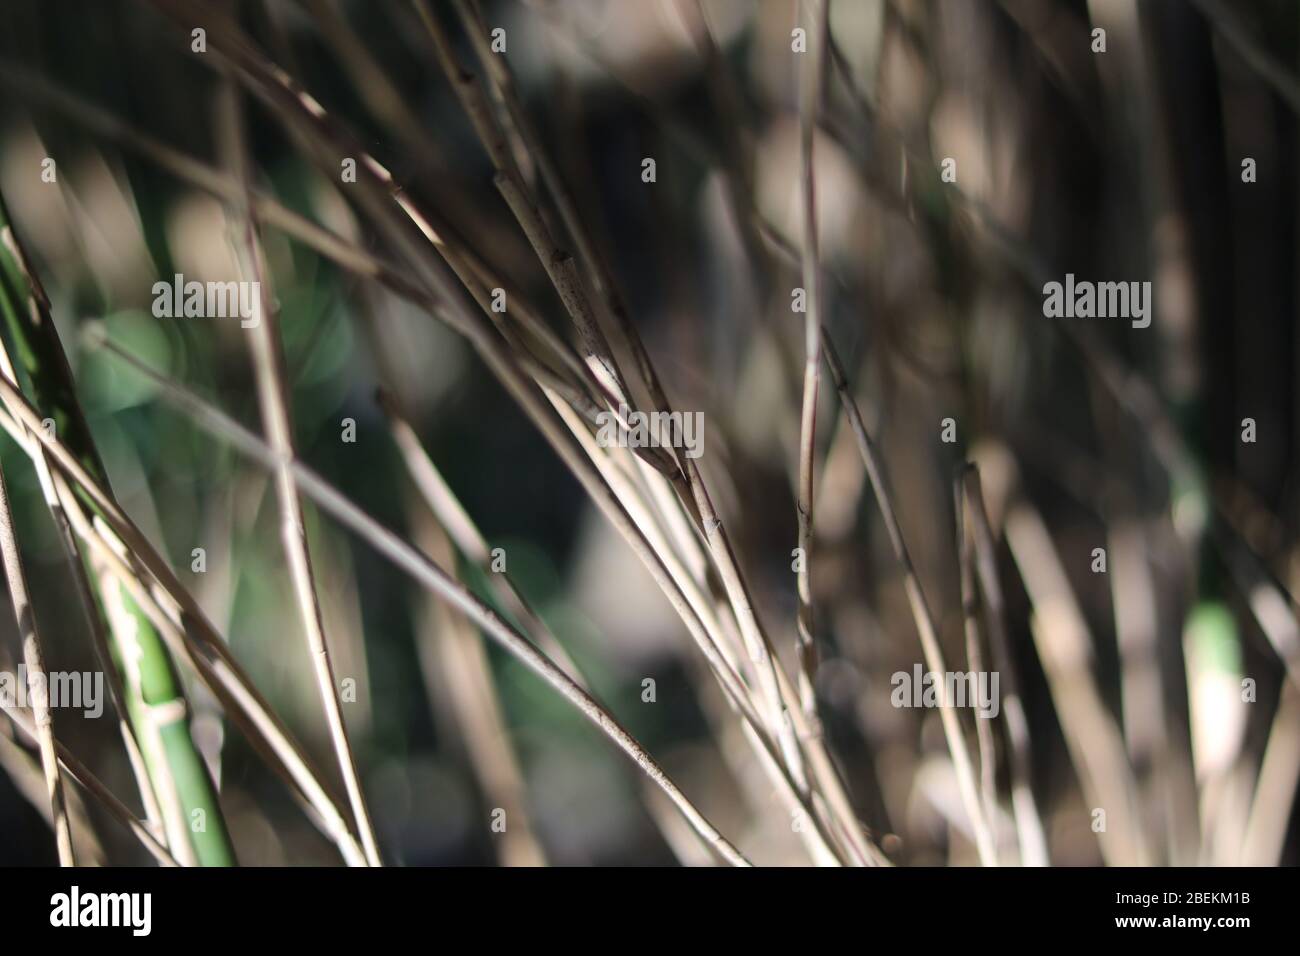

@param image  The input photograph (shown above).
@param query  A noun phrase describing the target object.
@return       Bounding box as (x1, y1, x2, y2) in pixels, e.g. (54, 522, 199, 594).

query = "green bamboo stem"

(0, 191, 235, 865)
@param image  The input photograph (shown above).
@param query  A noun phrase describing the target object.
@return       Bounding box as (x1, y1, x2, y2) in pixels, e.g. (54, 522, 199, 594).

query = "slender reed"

(221, 86, 381, 866)
(793, 0, 830, 722)
(0, 459, 74, 865)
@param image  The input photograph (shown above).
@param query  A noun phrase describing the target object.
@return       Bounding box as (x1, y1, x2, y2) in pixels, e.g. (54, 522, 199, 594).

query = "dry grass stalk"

(414, 510, 547, 867)
(1, 701, 179, 866)
(959, 467, 1048, 866)
(221, 85, 382, 866)
(0, 459, 74, 865)
(1001, 499, 1150, 866)
(793, 0, 829, 724)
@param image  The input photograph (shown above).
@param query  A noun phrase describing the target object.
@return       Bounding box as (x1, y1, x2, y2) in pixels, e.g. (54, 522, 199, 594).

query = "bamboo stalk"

(0, 297, 165, 848)
(0, 192, 234, 865)
(0, 376, 366, 866)
(0, 340, 752, 867)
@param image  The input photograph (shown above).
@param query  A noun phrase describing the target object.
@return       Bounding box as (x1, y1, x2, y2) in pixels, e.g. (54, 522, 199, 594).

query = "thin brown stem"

(0, 459, 74, 866)
(960, 466, 1048, 866)
(955, 467, 1001, 863)
(1, 702, 179, 867)
(221, 85, 381, 866)
(794, 0, 830, 722)
(821, 342, 996, 865)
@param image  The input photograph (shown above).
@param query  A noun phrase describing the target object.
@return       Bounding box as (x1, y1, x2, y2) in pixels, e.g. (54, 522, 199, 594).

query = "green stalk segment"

(0, 191, 235, 865)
